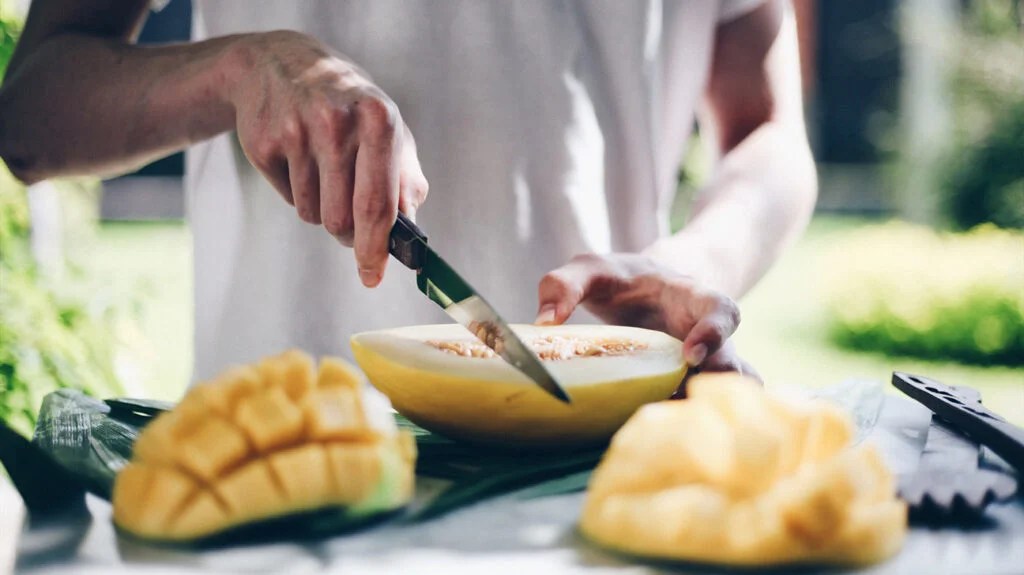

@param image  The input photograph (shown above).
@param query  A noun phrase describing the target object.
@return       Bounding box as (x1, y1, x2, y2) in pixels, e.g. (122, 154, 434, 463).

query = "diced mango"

(175, 416, 250, 481)
(235, 386, 304, 452)
(327, 443, 380, 502)
(112, 353, 415, 543)
(580, 373, 906, 567)
(134, 467, 196, 535)
(318, 357, 364, 390)
(216, 460, 287, 523)
(268, 445, 334, 510)
(279, 350, 316, 401)
(112, 463, 154, 529)
(171, 492, 230, 540)
(302, 387, 369, 441)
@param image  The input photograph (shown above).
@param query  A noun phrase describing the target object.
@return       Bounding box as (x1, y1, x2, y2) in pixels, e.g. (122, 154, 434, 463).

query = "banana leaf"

(26, 390, 603, 544)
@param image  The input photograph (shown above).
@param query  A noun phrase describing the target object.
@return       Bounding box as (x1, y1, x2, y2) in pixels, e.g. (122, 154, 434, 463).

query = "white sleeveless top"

(186, 0, 761, 380)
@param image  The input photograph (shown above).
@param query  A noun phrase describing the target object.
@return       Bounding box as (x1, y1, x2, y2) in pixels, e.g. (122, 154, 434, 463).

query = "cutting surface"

(14, 395, 1024, 575)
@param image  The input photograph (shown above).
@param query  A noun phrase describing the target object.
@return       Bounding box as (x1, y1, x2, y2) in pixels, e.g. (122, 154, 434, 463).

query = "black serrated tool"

(893, 372, 1020, 521)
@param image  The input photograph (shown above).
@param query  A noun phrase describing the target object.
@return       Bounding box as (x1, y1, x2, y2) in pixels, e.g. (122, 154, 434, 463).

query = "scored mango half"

(112, 351, 416, 542)
(580, 374, 907, 567)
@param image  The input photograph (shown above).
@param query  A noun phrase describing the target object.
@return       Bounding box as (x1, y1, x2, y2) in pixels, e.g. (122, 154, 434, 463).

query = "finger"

(398, 126, 429, 221)
(536, 255, 605, 325)
(258, 155, 294, 205)
(289, 153, 321, 225)
(681, 298, 740, 366)
(319, 148, 356, 246)
(674, 343, 762, 399)
(702, 353, 762, 383)
(352, 99, 400, 287)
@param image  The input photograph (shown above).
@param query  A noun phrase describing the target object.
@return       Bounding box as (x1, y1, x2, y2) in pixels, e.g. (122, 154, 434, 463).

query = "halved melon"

(112, 351, 416, 543)
(350, 324, 686, 447)
(579, 374, 907, 567)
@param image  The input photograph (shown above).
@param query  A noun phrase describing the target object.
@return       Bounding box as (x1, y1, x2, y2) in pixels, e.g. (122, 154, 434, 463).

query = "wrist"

(643, 235, 733, 297)
(216, 34, 262, 114)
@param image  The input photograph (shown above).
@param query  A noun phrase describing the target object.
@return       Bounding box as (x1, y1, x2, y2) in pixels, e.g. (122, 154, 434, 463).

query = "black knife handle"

(389, 212, 428, 270)
(893, 372, 1024, 474)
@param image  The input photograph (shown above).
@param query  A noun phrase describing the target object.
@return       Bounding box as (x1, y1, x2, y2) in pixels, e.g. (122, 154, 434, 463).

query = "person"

(0, 0, 816, 385)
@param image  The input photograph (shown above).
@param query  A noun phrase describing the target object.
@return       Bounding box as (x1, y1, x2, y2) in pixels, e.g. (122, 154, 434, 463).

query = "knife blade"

(389, 213, 571, 403)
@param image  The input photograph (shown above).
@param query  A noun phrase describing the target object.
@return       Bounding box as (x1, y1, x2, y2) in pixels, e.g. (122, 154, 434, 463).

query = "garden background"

(1, 0, 1021, 438)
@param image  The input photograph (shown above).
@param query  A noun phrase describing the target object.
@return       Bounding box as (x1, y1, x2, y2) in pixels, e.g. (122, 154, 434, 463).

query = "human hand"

(536, 253, 744, 370)
(228, 31, 429, 287)
(672, 339, 762, 398)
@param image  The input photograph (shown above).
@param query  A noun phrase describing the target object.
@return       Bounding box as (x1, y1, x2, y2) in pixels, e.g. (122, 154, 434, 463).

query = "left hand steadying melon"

(351, 324, 687, 447)
(112, 351, 416, 542)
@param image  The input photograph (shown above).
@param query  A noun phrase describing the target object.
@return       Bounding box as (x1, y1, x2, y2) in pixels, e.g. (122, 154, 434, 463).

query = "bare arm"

(0, 0, 238, 182)
(644, 0, 817, 299)
(536, 1, 814, 372)
(0, 0, 428, 286)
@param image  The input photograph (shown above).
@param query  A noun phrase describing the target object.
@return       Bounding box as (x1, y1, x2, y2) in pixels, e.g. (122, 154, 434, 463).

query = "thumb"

(681, 302, 740, 366)
(398, 126, 429, 221)
(535, 257, 600, 325)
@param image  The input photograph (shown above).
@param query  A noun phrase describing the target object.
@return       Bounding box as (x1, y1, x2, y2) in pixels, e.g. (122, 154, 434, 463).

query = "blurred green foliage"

(945, 101, 1024, 229)
(1, 12, 126, 438)
(942, 0, 1024, 229)
(1, 165, 125, 438)
(825, 222, 1023, 366)
(0, 3, 18, 81)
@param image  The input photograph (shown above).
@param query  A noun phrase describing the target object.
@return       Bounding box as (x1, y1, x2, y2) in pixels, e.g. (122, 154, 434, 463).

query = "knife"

(388, 212, 571, 403)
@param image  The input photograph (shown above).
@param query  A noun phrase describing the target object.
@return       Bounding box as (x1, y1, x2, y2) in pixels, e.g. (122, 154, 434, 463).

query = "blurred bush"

(0, 3, 17, 81)
(0, 164, 126, 438)
(1, 13, 126, 437)
(825, 221, 1023, 366)
(941, 0, 1024, 229)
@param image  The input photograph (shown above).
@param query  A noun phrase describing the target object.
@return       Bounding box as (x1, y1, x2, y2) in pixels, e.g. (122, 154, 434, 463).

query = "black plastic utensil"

(898, 386, 1017, 521)
(893, 372, 1024, 473)
(893, 372, 1021, 521)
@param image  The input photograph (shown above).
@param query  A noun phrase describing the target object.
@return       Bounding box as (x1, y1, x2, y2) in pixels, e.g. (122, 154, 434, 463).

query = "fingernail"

(686, 343, 707, 366)
(535, 305, 557, 326)
(359, 268, 382, 287)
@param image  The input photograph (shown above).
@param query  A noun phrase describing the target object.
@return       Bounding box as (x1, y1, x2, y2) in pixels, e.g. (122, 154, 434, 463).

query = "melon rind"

(351, 324, 686, 447)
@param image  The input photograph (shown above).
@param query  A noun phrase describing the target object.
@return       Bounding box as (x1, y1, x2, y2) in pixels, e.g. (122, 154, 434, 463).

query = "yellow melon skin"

(112, 351, 416, 543)
(351, 324, 687, 447)
(579, 374, 907, 568)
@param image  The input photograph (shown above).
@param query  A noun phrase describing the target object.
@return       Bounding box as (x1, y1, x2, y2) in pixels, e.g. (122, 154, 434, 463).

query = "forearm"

(644, 121, 816, 299)
(0, 34, 243, 183)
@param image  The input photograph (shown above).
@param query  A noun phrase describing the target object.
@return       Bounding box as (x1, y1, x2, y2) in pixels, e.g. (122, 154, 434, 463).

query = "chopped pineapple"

(112, 351, 416, 542)
(580, 374, 906, 567)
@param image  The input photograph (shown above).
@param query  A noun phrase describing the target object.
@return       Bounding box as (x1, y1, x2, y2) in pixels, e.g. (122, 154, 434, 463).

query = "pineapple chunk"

(112, 351, 416, 543)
